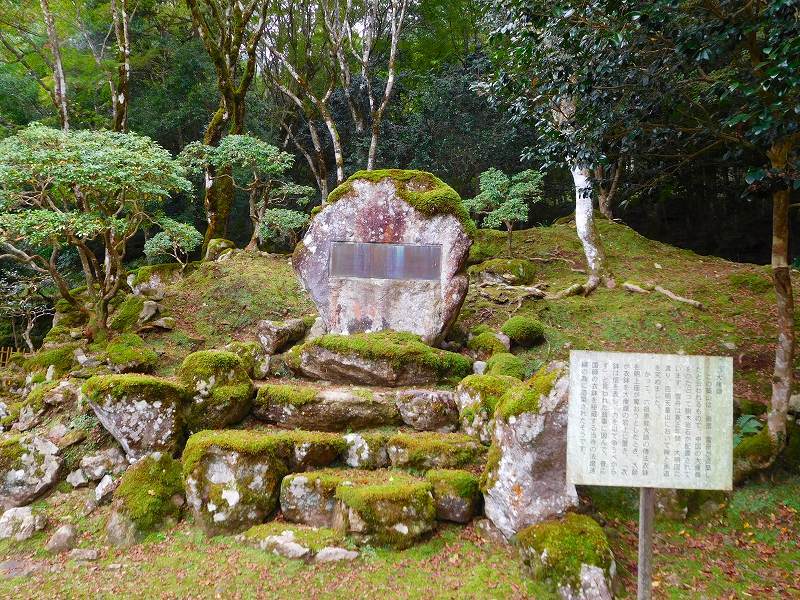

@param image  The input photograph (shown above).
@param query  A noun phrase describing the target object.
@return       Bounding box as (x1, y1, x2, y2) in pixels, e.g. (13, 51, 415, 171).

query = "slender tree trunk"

(201, 104, 231, 250)
(319, 106, 345, 184)
(766, 140, 796, 448)
(594, 155, 624, 220)
(39, 0, 69, 131)
(22, 320, 35, 353)
(110, 0, 131, 132)
(571, 165, 614, 293)
(504, 221, 513, 258)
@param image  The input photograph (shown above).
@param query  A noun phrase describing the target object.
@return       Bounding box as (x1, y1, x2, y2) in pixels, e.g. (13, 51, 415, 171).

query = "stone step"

(253, 382, 460, 433)
(181, 428, 485, 540)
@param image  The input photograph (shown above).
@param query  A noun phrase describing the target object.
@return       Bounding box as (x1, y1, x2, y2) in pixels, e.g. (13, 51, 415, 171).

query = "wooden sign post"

(567, 351, 733, 600)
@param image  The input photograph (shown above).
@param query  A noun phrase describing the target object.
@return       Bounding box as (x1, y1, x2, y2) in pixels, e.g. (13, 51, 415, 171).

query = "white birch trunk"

(40, 0, 69, 131)
(571, 164, 611, 291)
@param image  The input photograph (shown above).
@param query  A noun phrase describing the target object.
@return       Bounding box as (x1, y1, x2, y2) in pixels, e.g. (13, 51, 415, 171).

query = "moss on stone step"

(387, 432, 485, 469)
(466, 332, 507, 357)
(255, 383, 318, 408)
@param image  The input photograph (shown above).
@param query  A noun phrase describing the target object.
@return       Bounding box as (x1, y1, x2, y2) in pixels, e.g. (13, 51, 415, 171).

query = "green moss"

(728, 273, 773, 294)
(734, 427, 775, 463)
(494, 365, 561, 419)
(244, 522, 343, 551)
(181, 430, 288, 479)
(737, 398, 768, 417)
(224, 341, 263, 376)
(480, 443, 502, 492)
(500, 316, 545, 347)
(0, 435, 24, 471)
(23, 344, 78, 376)
(43, 325, 72, 344)
(326, 169, 476, 235)
(466, 332, 507, 357)
(25, 381, 58, 411)
(255, 383, 317, 408)
(304, 331, 473, 383)
(113, 452, 183, 532)
(469, 258, 536, 284)
(425, 469, 479, 500)
(0, 402, 23, 428)
(515, 513, 613, 590)
(469, 324, 493, 337)
(105, 333, 158, 370)
(82, 373, 187, 405)
(466, 229, 507, 265)
(109, 295, 145, 332)
(388, 432, 485, 469)
(177, 350, 250, 387)
(130, 263, 182, 287)
(485, 352, 526, 379)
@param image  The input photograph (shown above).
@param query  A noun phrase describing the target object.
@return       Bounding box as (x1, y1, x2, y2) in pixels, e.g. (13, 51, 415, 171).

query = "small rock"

(58, 429, 87, 451)
(74, 348, 101, 368)
(0, 559, 42, 579)
(107, 563, 123, 570)
(474, 518, 507, 545)
(305, 317, 327, 342)
(47, 423, 68, 442)
(45, 523, 77, 553)
(68, 548, 99, 562)
(14, 405, 39, 431)
(0, 507, 47, 541)
(257, 318, 308, 354)
(473, 361, 487, 375)
(259, 530, 311, 560)
(314, 547, 359, 562)
(788, 394, 800, 415)
(655, 322, 664, 331)
(66, 469, 89, 488)
(95, 474, 118, 504)
(0, 436, 62, 509)
(138, 300, 160, 323)
(654, 262, 662, 269)
(80, 448, 127, 481)
(722, 341, 737, 351)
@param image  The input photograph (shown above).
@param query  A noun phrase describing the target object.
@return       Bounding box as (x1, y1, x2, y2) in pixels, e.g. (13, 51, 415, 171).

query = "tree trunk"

(22, 320, 35, 353)
(766, 140, 796, 449)
(110, 0, 131, 132)
(39, 0, 69, 131)
(594, 155, 623, 220)
(505, 222, 513, 258)
(571, 165, 614, 293)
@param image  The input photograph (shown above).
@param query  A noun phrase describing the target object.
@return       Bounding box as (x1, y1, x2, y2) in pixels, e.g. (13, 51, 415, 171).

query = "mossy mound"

(733, 427, 775, 482)
(223, 341, 269, 379)
(485, 352, 526, 379)
(387, 432, 486, 469)
(500, 316, 545, 347)
(425, 469, 481, 524)
(177, 350, 253, 431)
(515, 513, 614, 593)
(468, 258, 537, 285)
(456, 374, 520, 444)
(326, 169, 475, 235)
(466, 332, 507, 358)
(0, 435, 25, 472)
(112, 452, 183, 534)
(494, 364, 561, 420)
(83, 374, 187, 406)
(255, 383, 317, 408)
(109, 295, 146, 332)
(105, 333, 158, 372)
(23, 344, 79, 377)
(129, 262, 183, 289)
(293, 331, 473, 385)
(204, 238, 235, 261)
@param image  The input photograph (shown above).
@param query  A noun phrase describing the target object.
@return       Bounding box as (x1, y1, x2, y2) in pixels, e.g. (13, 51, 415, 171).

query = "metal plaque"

(329, 241, 441, 281)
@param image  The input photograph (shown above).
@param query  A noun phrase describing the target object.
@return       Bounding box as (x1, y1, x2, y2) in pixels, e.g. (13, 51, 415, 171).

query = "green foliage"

(734, 415, 764, 447)
(464, 168, 542, 230)
(113, 453, 183, 532)
(144, 219, 203, 266)
(259, 208, 309, 248)
(500, 316, 545, 347)
(485, 352, 525, 379)
(180, 135, 293, 181)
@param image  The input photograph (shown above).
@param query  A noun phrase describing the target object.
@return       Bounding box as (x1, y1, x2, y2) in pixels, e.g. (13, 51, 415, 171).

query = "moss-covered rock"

(105, 333, 158, 373)
(456, 374, 521, 444)
(244, 522, 343, 553)
(425, 469, 481, 523)
(109, 295, 146, 332)
(386, 432, 486, 469)
(177, 350, 253, 431)
(0, 434, 62, 508)
(342, 430, 393, 469)
(468, 258, 537, 285)
(485, 352, 526, 380)
(331, 468, 437, 549)
(500, 316, 545, 347)
(83, 374, 189, 460)
(181, 430, 288, 534)
(128, 263, 183, 298)
(204, 238, 235, 261)
(223, 341, 270, 379)
(733, 426, 775, 483)
(466, 332, 509, 359)
(291, 331, 473, 386)
(515, 514, 615, 598)
(253, 384, 400, 431)
(22, 344, 79, 378)
(107, 452, 183, 546)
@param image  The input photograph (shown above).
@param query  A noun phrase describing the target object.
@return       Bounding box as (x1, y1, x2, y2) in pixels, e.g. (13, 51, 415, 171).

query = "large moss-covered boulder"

(106, 452, 184, 546)
(294, 169, 474, 345)
(485, 352, 526, 379)
(515, 514, 615, 600)
(456, 374, 520, 444)
(425, 469, 481, 523)
(253, 384, 400, 431)
(330, 468, 436, 549)
(288, 331, 473, 386)
(182, 430, 288, 535)
(0, 435, 62, 509)
(386, 432, 485, 470)
(104, 333, 158, 373)
(83, 374, 188, 461)
(481, 362, 578, 538)
(177, 351, 254, 432)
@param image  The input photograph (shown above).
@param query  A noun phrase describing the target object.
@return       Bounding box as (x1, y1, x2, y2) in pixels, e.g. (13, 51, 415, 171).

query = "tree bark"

(110, 0, 131, 132)
(39, 0, 69, 131)
(505, 221, 513, 258)
(595, 155, 623, 220)
(571, 165, 614, 293)
(766, 139, 796, 448)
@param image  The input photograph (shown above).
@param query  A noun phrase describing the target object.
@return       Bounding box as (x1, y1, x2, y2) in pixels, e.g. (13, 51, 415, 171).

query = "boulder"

(95, 474, 118, 504)
(223, 341, 270, 379)
(105, 333, 159, 374)
(127, 263, 182, 299)
(332, 469, 436, 549)
(177, 350, 254, 431)
(273, 431, 346, 472)
(386, 432, 485, 470)
(287, 331, 473, 386)
(293, 170, 473, 345)
(68, 548, 99, 562)
(280, 471, 342, 527)
(515, 514, 615, 600)
(314, 546, 359, 562)
(253, 384, 400, 431)
(83, 375, 188, 461)
(79, 447, 127, 481)
(256, 319, 308, 355)
(481, 362, 578, 538)
(342, 431, 391, 469)
(456, 374, 520, 445)
(425, 469, 481, 523)
(45, 523, 77, 553)
(0, 435, 62, 509)
(182, 431, 288, 535)
(107, 452, 183, 546)
(204, 238, 235, 262)
(0, 506, 46, 541)
(395, 389, 459, 432)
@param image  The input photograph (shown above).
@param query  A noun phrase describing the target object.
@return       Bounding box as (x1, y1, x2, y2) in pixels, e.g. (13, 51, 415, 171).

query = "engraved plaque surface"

(567, 350, 733, 490)
(330, 241, 441, 281)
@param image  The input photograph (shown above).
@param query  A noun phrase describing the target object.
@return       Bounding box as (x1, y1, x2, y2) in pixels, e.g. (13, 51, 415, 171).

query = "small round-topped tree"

(293, 169, 474, 344)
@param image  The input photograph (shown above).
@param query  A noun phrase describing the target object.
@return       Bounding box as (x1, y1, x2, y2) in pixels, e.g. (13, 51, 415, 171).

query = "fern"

(733, 414, 763, 447)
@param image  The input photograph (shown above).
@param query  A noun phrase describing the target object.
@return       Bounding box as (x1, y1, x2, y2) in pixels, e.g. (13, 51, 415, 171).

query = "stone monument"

(292, 170, 473, 344)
